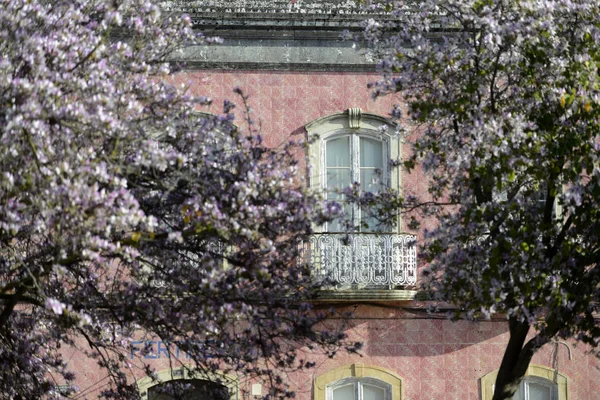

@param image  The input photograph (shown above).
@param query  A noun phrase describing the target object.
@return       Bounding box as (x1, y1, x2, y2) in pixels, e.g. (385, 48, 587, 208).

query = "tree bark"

(491, 317, 550, 400)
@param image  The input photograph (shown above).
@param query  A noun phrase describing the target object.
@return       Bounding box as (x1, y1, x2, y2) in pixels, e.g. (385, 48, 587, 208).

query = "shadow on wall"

(321, 305, 512, 358)
(365, 315, 509, 357)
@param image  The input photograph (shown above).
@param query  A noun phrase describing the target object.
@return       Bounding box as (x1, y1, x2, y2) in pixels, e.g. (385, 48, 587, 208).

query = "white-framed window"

(480, 365, 568, 400)
(327, 377, 391, 400)
(306, 108, 401, 234)
(314, 363, 403, 400)
(496, 180, 562, 219)
(512, 376, 558, 400)
(325, 133, 389, 232)
(304, 111, 417, 289)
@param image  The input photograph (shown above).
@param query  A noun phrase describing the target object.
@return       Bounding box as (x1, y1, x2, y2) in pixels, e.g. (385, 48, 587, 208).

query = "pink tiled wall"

(66, 310, 600, 400)
(172, 69, 435, 240)
(173, 70, 392, 146)
(282, 312, 599, 400)
(64, 70, 600, 399)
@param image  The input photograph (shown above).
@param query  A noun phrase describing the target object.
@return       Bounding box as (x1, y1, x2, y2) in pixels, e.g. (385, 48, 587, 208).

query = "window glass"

(316, 364, 401, 400)
(360, 137, 383, 193)
(360, 169, 382, 193)
(362, 384, 385, 400)
(360, 137, 383, 168)
(324, 135, 387, 232)
(326, 169, 351, 200)
(481, 366, 565, 400)
(328, 378, 390, 400)
(527, 381, 552, 400)
(326, 136, 352, 232)
(511, 377, 555, 400)
(327, 136, 350, 167)
(332, 384, 355, 400)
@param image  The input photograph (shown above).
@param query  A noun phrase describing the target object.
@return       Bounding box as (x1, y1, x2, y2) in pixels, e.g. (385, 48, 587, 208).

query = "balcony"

(303, 233, 417, 290)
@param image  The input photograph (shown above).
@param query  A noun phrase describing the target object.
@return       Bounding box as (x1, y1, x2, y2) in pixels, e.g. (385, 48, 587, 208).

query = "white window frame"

(314, 363, 403, 400)
(513, 376, 558, 400)
(327, 377, 392, 400)
(322, 132, 390, 232)
(495, 180, 563, 220)
(481, 364, 568, 400)
(306, 109, 401, 233)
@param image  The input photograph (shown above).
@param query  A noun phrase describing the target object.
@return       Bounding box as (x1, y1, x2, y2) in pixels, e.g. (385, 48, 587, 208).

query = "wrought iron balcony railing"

(303, 233, 417, 289)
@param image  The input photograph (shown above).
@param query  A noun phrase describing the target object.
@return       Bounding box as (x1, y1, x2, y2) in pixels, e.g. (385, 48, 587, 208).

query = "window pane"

(332, 384, 355, 400)
(527, 381, 552, 400)
(327, 137, 350, 167)
(328, 202, 351, 232)
(360, 207, 386, 233)
(512, 387, 521, 400)
(327, 169, 351, 200)
(360, 137, 383, 168)
(360, 169, 382, 193)
(326, 166, 351, 232)
(362, 384, 384, 400)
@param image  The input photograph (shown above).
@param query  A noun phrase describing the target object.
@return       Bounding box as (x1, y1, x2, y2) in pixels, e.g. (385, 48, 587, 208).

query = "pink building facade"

(69, 2, 600, 399)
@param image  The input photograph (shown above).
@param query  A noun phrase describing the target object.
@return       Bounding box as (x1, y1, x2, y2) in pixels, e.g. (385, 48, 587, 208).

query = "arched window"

(513, 376, 558, 400)
(307, 108, 400, 233)
(305, 110, 417, 290)
(148, 379, 229, 400)
(136, 368, 238, 400)
(314, 363, 403, 400)
(480, 364, 568, 400)
(324, 133, 388, 232)
(327, 377, 391, 400)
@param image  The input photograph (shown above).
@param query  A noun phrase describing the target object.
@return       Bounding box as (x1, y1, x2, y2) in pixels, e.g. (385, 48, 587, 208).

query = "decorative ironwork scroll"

(303, 233, 417, 289)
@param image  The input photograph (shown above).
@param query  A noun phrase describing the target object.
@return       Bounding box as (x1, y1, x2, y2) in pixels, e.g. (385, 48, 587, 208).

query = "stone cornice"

(157, 1, 409, 71)
(160, 0, 391, 30)
(161, 0, 369, 16)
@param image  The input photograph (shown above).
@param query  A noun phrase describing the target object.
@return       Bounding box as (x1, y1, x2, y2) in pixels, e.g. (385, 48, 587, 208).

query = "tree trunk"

(492, 317, 549, 400)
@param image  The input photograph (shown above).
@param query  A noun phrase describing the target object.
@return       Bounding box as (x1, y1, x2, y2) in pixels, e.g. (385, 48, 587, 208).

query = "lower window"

(148, 379, 229, 400)
(513, 376, 557, 400)
(327, 377, 391, 400)
(480, 364, 567, 400)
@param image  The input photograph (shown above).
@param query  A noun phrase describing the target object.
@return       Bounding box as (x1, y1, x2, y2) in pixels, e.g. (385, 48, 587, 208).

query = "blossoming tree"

(0, 0, 353, 398)
(362, 1, 600, 399)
